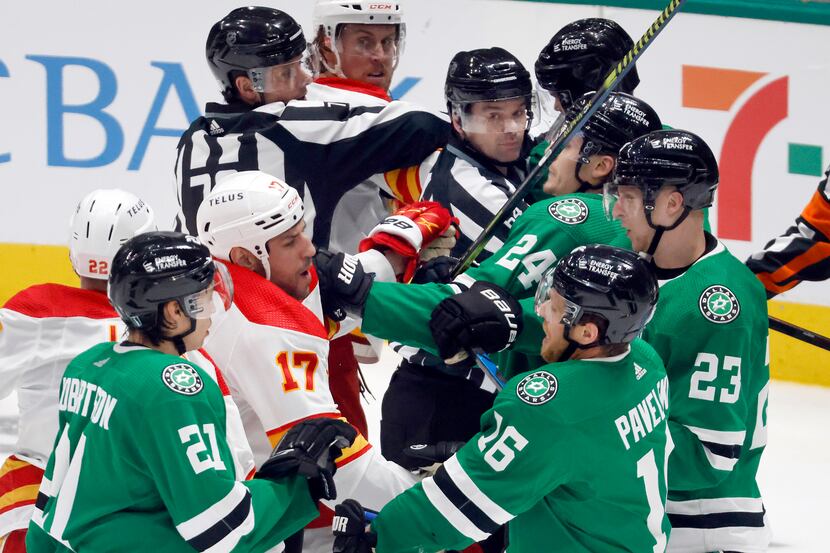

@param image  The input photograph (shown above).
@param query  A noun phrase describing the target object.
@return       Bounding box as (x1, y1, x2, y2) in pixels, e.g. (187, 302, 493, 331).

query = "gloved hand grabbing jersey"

(359, 201, 458, 282)
(332, 499, 377, 553)
(314, 249, 374, 322)
(429, 281, 523, 372)
(257, 418, 357, 502)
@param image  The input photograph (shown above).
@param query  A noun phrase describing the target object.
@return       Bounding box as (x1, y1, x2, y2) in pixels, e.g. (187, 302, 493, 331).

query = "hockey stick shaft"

(450, 0, 686, 278)
(769, 316, 830, 352)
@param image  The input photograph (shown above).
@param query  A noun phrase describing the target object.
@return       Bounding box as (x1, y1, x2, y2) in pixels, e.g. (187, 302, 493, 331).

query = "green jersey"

(27, 342, 316, 553)
(643, 239, 771, 552)
(362, 193, 629, 374)
(370, 340, 672, 553)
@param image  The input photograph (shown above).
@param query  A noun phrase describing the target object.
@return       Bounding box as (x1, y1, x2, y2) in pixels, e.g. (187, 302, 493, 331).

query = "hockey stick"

(769, 316, 830, 352)
(450, 0, 686, 279)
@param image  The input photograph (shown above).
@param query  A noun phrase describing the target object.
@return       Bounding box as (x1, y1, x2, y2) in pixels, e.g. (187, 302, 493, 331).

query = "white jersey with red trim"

(0, 285, 122, 468)
(0, 284, 254, 541)
(202, 261, 417, 552)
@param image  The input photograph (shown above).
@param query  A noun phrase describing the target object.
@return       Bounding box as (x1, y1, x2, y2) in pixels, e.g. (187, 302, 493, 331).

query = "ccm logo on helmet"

(338, 254, 360, 285)
(369, 3, 394, 9)
(480, 288, 519, 342)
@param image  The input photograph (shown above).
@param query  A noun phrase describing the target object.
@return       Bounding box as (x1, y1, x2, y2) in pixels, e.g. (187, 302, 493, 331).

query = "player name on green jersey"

(57, 377, 118, 430)
(615, 374, 669, 451)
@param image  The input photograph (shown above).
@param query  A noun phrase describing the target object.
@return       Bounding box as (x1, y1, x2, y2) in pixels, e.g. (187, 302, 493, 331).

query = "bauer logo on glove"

(359, 201, 459, 282)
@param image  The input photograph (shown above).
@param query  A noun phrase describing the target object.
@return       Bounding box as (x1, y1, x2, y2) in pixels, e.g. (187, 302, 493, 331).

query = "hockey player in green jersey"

(607, 130, 771, 552)
(331, 245, 672, 553)
(316, 92, 662, 380)
(27, 231, 356, 553)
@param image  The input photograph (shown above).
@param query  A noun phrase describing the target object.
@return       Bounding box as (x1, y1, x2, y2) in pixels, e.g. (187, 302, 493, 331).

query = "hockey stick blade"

(450, 0, 686, 278)
(769, 316, 830, 352)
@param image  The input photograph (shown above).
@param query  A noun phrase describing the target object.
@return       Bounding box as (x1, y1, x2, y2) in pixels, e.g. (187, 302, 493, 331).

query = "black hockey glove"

(332, 499, 377, 553)
(430, 281, 523, 366)
(314, 249, 374, 321)
(412, 255, 458, 285)
(256, 418, 357, 502)
(402, 441, 465, 472)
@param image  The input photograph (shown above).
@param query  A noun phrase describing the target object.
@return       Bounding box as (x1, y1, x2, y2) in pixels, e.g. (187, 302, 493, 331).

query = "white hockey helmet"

(69, 189, 157, 280)
(311, 0, 406, 76)
(197, 171, 304, 280)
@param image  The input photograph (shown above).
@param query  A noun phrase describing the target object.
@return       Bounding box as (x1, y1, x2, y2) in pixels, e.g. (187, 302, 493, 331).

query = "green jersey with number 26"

(27, 342, 316, 553)
(370, 339, 672, 553)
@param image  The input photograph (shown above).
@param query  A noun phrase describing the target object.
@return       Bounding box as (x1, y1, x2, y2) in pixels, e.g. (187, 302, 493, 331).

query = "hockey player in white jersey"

(177, 5, 450, 438)
(195, 171, 456, 552)
(0, 189, 155, 552)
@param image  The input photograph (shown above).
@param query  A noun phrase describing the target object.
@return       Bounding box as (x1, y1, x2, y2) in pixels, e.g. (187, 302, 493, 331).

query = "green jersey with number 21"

(27, 342, 316, 553)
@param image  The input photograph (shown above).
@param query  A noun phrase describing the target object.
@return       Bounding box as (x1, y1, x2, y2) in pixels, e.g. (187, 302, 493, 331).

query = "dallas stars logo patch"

(548, 198, 588, 225)
(516, 371, 558, 405)
(162, 364, 203, 395)
(699, 285, 740, 324)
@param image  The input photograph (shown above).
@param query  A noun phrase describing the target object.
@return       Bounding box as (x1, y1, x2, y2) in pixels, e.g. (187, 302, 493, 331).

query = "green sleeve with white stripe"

(140, 390, 317, 552)
(371, 383, 571, 553)
(362, 280, 452, 356)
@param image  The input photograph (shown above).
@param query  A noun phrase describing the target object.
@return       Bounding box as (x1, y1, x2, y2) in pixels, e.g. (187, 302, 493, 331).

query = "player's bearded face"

(612, 185, 655, 252)
(336, 24, 399, 91)
(538, 291, 570, 362)
(265, 221, 316, 300)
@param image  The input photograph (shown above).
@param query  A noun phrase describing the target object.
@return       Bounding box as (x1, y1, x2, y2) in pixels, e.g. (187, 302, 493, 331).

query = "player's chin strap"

(559, 323, 599, 362)
(573, 146, 611, 193)
(643, 204, 692, 258)
(166, 317, 198, 356)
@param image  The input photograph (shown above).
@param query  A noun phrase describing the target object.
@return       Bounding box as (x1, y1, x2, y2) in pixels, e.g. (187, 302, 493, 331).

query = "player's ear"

(575, 321, 600, 346)
(234, 75, 259, 104)
(593, 155, 616, 180)
(230, 246, 266, 275)
(160, 300, 185, 332)
(667, 189, 685, 216)
(451, 112, 465, 138)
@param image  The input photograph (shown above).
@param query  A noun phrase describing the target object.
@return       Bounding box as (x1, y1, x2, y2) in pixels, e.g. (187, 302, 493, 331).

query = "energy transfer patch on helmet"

(516, 371, 558, 405)
(548, 198, 589, 225)
(162, 364, 204, 395)
(698, 285, 741, 324)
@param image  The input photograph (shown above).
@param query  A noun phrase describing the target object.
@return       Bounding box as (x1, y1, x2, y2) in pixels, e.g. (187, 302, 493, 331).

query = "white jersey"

(202, 261, 417, 553)
(0, 284, 254, 540)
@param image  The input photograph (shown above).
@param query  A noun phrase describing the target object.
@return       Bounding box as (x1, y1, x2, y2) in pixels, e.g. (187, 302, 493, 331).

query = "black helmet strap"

(164, 315, 198, 356)
(643, 203, 692, 257)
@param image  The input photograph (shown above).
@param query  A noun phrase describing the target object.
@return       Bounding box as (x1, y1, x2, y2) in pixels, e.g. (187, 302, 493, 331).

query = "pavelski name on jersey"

(57, 377, 118, 430)
(614, 375, 669, 450)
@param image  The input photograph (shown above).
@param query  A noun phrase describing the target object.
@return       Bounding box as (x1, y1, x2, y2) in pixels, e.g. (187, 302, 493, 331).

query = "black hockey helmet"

(206, 7, 307, 102)
(565, 92, 662, 162)
(109, 231, 233, 351)
(535, 18, 639, 110)
(445, 47, 532, 106)
(613, 129, 719, 211)
(535, 244, 658, 346)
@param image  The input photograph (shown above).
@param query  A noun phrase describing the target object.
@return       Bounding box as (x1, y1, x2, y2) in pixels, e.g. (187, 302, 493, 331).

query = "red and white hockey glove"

(359, 201, 458, 282)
